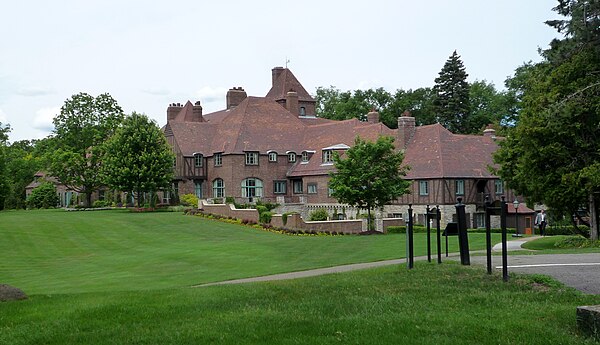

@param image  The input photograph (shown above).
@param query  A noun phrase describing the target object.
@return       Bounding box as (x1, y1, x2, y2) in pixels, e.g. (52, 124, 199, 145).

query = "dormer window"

(302, 151, 309, 163)
(194, 153, 203, 167)
(322, 150, 333, 164)
(288, 152, 296, 163)
(299, 106, 306, 116)
(268, 151, 277, 162)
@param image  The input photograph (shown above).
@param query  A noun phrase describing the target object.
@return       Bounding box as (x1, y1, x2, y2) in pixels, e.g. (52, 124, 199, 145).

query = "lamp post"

(512, 199, 522, 237)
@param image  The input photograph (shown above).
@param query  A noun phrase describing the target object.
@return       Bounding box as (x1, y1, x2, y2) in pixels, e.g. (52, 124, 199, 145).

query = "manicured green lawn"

(2, 263, 599, 345)
(1, 209, 498, 294)
(522, 235, 600, 253)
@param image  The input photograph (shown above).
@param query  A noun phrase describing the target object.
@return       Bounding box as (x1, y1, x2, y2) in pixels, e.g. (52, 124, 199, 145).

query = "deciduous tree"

(49, 93, 124, 206)
(329, 136, 410, 230)
(102, 112, 174, 208)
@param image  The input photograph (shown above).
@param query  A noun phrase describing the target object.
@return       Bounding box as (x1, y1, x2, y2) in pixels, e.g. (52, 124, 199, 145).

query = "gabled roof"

(403, 123, 499, 179)
(266, 68, 315, 102)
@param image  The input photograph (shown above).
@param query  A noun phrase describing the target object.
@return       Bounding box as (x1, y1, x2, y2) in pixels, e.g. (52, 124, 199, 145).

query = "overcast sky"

(0, 1, 560, 142)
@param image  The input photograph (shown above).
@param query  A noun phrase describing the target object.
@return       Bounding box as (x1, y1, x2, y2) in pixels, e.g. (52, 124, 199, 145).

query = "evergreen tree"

(433, 51, 471, 134)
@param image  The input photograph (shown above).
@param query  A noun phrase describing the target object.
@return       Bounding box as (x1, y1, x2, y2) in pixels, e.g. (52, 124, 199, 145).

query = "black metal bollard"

(484, 195, 492, 275)
(426, 205, 432, 262)
(455, 197, 470, 265)
(408, 204, 414, 269)
(436, 206, 442, 264)
(500, 196, 509, 282)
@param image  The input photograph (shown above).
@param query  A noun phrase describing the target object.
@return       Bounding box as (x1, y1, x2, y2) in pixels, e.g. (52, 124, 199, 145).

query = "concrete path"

(195, 236, 600, 294)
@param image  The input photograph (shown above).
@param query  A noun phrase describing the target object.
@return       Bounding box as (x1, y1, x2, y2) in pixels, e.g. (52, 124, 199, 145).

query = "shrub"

(225, 196, 235, 204)
(387, 226, 405, 234)
(554, 236, 600, 248)
(282, 212, 297, 226)
(309, 208, 329, 221)
(259, 211, 273, 224)
(545, 225, 590, 237)
(92, 200, 110, 208)
(180, 194, 199, 208)
(27, 182, 59, 209)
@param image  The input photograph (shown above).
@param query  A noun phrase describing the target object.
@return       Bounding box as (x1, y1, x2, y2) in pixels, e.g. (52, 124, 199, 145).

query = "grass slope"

(2, 263, 599, 345)
(0, 209, 498, 294)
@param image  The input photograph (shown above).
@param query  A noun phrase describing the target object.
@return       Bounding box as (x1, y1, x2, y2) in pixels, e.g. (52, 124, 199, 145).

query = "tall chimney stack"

(167, 103, 183, 122)
(192, 101, 204, 122)
(226, 87, 247, 109)
(397, 111, 416, 150)
(367, 109, 380, 123)
(285, 90, 299, 116)
(272, 66, 285, 86)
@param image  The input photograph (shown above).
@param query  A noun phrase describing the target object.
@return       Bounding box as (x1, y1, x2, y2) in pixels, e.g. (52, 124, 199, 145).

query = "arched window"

(194, 153, 203, 167)
(241, 178, 263, 198)
(213, 178, 225, 198)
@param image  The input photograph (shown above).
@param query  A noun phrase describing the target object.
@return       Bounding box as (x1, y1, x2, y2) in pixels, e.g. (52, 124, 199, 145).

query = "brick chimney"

(192, 101, 204, 122)
(367, 109, 380, 123)
(483, 126, 496, 139)
(167, 103, 183, 122)
(226, 87, 247, 109)
(272, 66, 285, 86)
(285, 90, 299, 116)
(397, 111, 416, 150)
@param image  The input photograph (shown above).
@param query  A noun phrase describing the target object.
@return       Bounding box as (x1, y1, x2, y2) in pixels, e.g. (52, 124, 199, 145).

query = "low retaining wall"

(199, 200, 406, 234)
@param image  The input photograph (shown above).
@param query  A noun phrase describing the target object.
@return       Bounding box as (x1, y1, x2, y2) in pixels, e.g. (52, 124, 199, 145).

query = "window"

(293, 180, 303, 194)
(194, 181, 203, 198)
(194, 153, 203, 167)
(288, 152, 296, 163)
(322, 150, 333, 164)
(245, 152, 258, 165)
(455, 180, 465, 196)
(495, 180, 504, 194)
(419, 181, 429, 196)
(241, 178, 263, 198)
(162, 190, 170, 204)
(274, 181, 287, 194)
(328, 185, 334, 197)
(213, 178, 224, 198)
(301, 151, 309, 163)
(307, 183, 317, 194)
(173, 182, 179, 197)
(268, 152, 277, 162)
(214, 153, 222, 166)
(300, 107, 306, 116)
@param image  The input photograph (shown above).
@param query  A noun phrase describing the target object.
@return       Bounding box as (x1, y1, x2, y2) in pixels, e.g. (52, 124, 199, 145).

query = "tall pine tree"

(433, 51, 471, 134)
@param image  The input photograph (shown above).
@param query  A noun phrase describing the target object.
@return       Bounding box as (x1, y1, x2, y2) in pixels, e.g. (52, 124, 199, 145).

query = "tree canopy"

(494, 0, 600, 240)
(102, 112, 174, 208)
(49, 93, 124, 206)
(329, 136, 410, 230)
(433, 50, 471, 134)
(0, 122, 11, 210)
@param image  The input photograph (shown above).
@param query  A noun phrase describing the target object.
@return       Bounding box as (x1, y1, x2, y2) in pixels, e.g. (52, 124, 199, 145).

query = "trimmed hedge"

(387, 225, 517, 234)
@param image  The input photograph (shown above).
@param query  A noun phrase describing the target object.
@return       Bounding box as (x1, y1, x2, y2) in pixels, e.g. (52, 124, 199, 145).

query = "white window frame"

(241, 178, 263, 198)
(455, 180, 465, 196)
(495, 180, 504, 194)
(419, 181, 429, 196)
(268, 152, 277, 162)
(194, 153, 203, 167)
(301, 151, 309, 163)
(288, 152, 296, 163)
(322, 150, 333, 164)
(307, 183, 317, 194)
(293, 180, 303, 194)
(194, 181, 203, 198)
(213, 178, 225, 198)
(273, 180, 287, 194)
(214, 153, 222, 167)
(245, 152, 259, 166)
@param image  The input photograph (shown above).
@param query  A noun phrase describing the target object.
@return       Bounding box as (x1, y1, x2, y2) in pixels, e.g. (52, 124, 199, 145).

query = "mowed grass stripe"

(1, 209, 497, 294)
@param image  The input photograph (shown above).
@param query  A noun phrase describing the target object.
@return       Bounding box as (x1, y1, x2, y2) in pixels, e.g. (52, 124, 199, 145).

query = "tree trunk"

(367, 206, 372, 231)
(590, 193, 599, 241)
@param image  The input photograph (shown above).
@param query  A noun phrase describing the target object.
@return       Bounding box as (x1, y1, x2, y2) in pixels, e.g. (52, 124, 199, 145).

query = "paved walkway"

(195, 236, 600, 294)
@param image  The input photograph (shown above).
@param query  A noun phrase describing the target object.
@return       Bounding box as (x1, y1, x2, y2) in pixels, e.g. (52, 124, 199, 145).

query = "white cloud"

(141, 87, 171, 96)
(15, 86, 54, 97)
(32, 106, 60, 132)
(195, 86, 228, 103)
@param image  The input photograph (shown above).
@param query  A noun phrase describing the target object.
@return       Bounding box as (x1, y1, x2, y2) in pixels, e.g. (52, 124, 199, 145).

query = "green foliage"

(48, 92, 124, 206)
(26, 182, 59, 209)
(0, 122, 11, 210)
(102, 112, 174, 208)
(554, 236, 600, 249)
(180, 194, 199, 208)
(494, 1, 600, 240)
(225, 196, 235, 204)
(433, 50, 471, 134)
(308, 208, 329, 221)
(259, 211, 273, 224)
(92, 200, 110, 208)
(329, 136, 410, 229)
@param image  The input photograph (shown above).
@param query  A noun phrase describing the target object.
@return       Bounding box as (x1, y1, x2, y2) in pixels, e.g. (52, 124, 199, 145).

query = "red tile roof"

(266, 68, 315, 102)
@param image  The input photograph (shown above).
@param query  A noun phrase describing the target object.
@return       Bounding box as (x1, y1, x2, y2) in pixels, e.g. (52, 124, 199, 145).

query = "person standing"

(535, 209, 548, 236)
